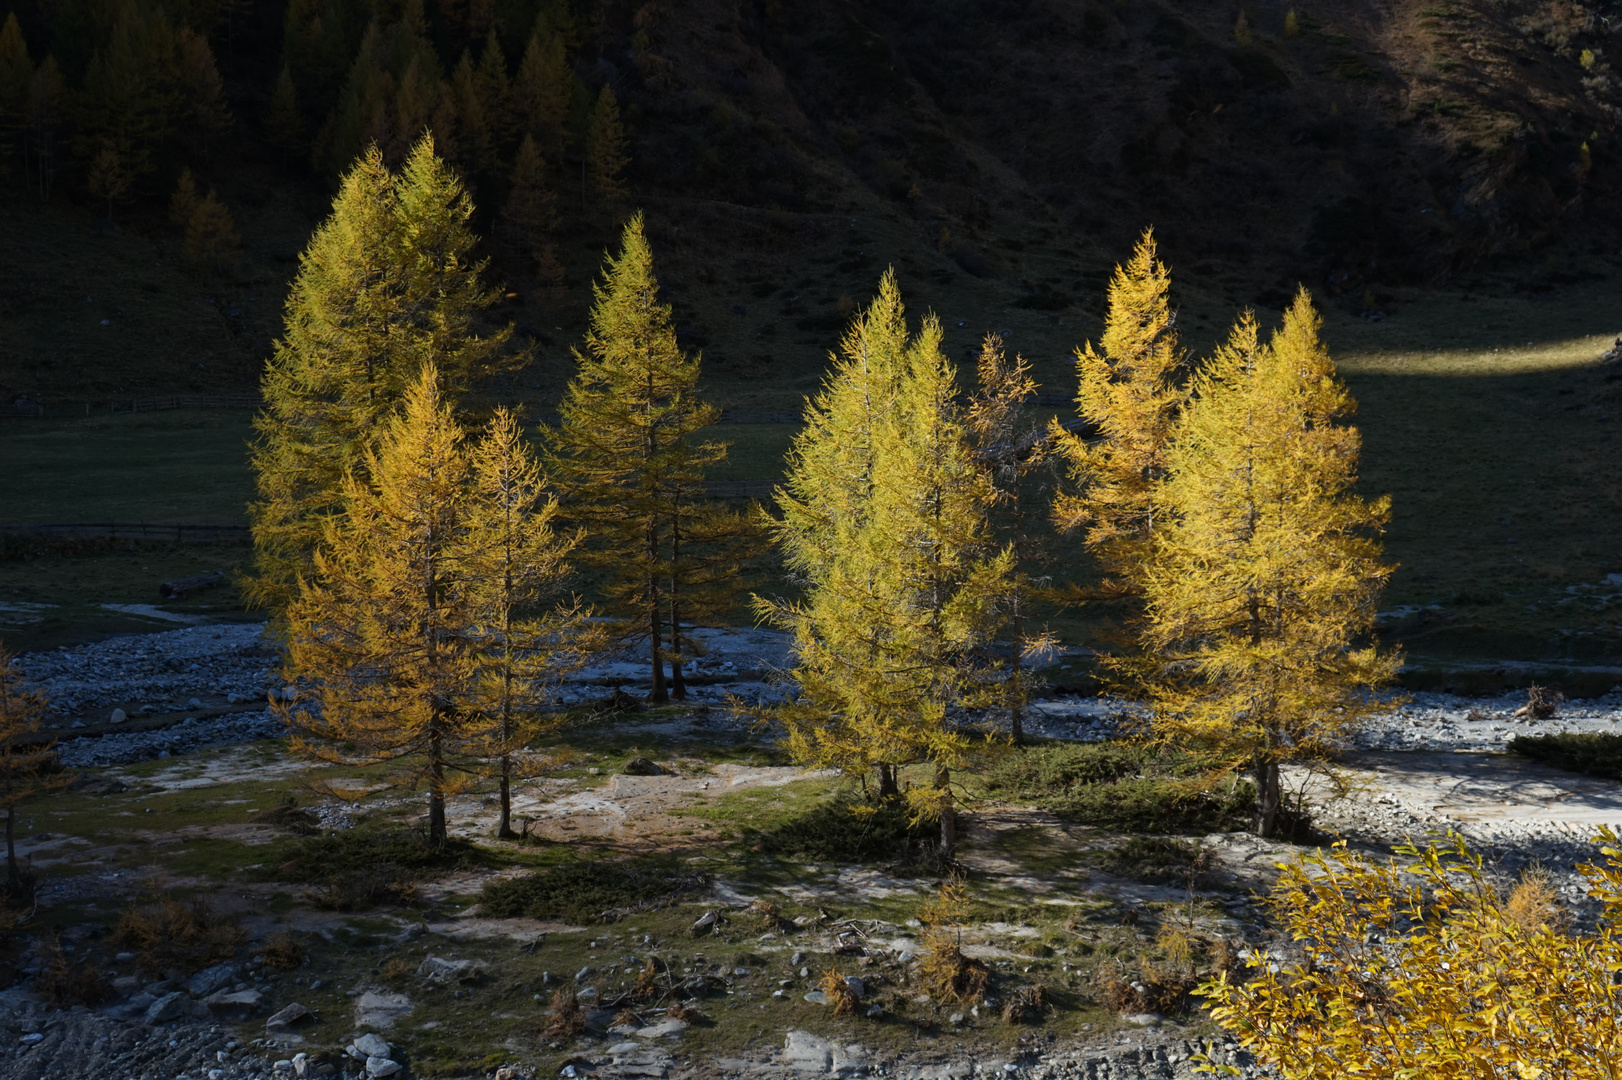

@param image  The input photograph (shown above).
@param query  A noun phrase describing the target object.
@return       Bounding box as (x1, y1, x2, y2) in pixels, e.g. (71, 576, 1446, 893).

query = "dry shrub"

(1516, 685, 1564, 720)
(381, 956, 413, 981)
(1100, 968, 1197, 1014)
(1506, 867, 1569, 932)
(259, 932, 307, 972)
(544, 988, 587, 1038)
(611, 1007, 643, 1029)
(111, 898, 244, 978)
(665, 1002, 703, 1024)
(34, 937, 105, 1007)
(751, 899, 795, 933)
(1001, 984, 1048, 1025)
(1206, 937, 1241, 979)
(819, 968, 859, 1016)
(916, 879, 991, 1005)
(632, 957, 667, 1002)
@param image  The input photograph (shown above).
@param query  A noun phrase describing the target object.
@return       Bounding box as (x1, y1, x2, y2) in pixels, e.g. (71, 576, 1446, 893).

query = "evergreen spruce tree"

(185, 188, 241, 266)
(26, 55, 63, 200)
(511, 29, 570, 153)
(1144, 290, 1399, 838)
(759, 272, 1011, 857)
(248, 135, 515, 617)
(584, 83, 628, 209)
(0, 14, 32, 176)
(463, 408, 603, 838)
(543, 212, 741, 702)
(1051, 228, 1186, 605)
(281, 365, 484, 846)
(169, 166, 199, 226)
(266, 66, 303, 168)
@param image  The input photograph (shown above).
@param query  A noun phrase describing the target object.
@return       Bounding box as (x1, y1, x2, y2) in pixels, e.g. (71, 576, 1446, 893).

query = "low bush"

(265, 827, 493, 911)
(258, 932, 307, 971)
(479, 859, 708, 924)
(34, 937, 105, 1007)
(749, 793, 936, 863)
(1090, 836, 1209, 886)
(1509, 731, 1622, 780)
(982, 741, 1256, 834)
(110, 898, 244, 977)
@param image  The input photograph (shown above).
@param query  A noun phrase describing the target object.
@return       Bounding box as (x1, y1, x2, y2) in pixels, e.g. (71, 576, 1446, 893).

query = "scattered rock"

(416, 956, 486, 983)
(352, 1033, 391, 1058)
(690, 911, 719, 936)
(110, 708, 127, 723)
(186, 963, 237, 997)
(203, 989, 264, 1016)
(265, 1002, 311, 1030)
(622, 756, 666, 776)
(1122, 1012, 1164, 1025)
(353, 990, 413, 1030)
(804, 990, 830, 1005)
(633, 1018, 688, 1039)
(843, 976, 864, 998)
(143, 991, 190, 1025)
(365, 1057, 402, 1078)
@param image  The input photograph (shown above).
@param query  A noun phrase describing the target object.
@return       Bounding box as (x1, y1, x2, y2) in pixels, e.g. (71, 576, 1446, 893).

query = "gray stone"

(803, 990, 830, 1005)
(353, 990, 413, 1030)
(353, 1033, 391, 1058)
(417, 956, 485, 983)
(365, 1057, 401, 1078)
(843, 975, 864, 998)
(186, 963, 237, 997)
(143, 991, 190, 1025)
(110, 709, 127, 723)
(633, 1018, 688, 1039)
(203, 989, 264, 1016)
(1122, 1012, 1164, 1025)
(622, 756, 666, 776)
(265, 1002, 311, 1030)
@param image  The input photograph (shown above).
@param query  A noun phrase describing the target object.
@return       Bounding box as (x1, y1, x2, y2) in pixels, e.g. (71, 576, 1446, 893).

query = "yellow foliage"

(1051, 228, 1186, 606)
(1144, 290, 1398, 836)
(1198, 830, 1622, 1077)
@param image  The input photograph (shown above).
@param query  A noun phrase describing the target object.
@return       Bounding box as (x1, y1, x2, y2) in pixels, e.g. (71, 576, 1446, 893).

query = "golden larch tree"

(1143, 289, 1398, 837)
(1051, 227, 1186, 607)
(184, 188, 241, 266)
(543, 212, 744, 701)
(760, 272, 1011, 857)
(463, 407, 603, 838)
(248, 135, 515, 617)
(281, 365, 484, 846)
(584, 84, 628, 209)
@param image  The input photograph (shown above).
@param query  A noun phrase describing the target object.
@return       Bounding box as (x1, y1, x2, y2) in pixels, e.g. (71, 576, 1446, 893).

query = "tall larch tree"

(499, 132, 563, 286)
(463, 407, 603, 838)
(511, 28, 570, 154)
(281, 365, 484, 847)
(966, 334, 1055, 745)
(184, 187, 241, 266)
(26, 55, 63, 199)
(1143, 290, 1398, 838)
(543, 212, 735, 702)
(584, 83, 628, 209)
(759, 272, 1011, 857)
(1051, 229, 1186, 613)
(266, 66, 303, 168)
(248, 135, 514, 617)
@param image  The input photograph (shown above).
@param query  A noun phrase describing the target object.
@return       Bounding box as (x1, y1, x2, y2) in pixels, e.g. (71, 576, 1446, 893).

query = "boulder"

(186, 963, 237, 998)
(622, 757, 665, 776)
(110, 709, 127, 723)
(143, 991, 190, 1026)
(265, 1002, 311, 1030)
(633, 1018, 688, 1039)
(352, 1033, 391, 1059)
(365, 1057, 401, 1078)
(353, 990, 412, 1030)
(203, 989, 264, 1016)
(416, 956, 485, 983)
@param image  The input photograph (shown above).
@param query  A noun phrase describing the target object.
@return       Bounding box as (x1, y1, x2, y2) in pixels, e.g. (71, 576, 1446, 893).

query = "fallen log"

(159, 570, 227, 599)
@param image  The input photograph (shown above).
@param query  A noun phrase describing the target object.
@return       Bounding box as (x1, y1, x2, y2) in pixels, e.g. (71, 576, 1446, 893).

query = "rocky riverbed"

(9, 625, 1622, 1079)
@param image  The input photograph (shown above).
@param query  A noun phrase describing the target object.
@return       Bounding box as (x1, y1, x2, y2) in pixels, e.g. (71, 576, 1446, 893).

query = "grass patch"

(478, 857, 707, 924)
(750, 792, 938, 863)
(264, 827, 498, 910)
(1509, 731, 1622, 780)
(981, 741, 1255, 834)
(1088, 836, 1207, 886)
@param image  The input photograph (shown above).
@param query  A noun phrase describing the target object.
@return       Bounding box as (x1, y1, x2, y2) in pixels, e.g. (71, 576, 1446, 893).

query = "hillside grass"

(4, 276, 1622, 666)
